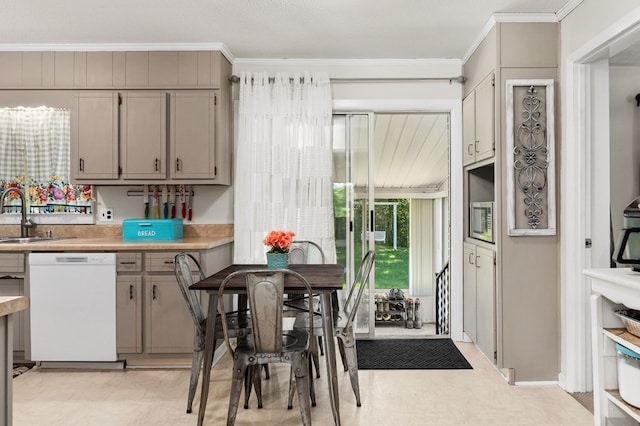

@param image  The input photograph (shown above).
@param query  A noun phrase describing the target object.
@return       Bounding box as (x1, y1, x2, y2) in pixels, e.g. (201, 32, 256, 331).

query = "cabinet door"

(145, 251, 200, 273)
(74, 92, 119, 179)
(170, 91, 217, 179)
(462, 92, 476, 166)
(474, 75, 495, 162)
(463, 242, 477, 341)
(121, 92, 167, 179)
(145, 275, 193, 353)
(475, 246, 496, 363)
(0, 277, 25, 352)
(116, 252, 142, 273)
(116, 275, 142, 353)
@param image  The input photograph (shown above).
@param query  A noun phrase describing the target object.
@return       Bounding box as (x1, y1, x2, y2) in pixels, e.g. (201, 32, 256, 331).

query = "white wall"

(232, 59, 463, 102)
(95, 185, 233, 224)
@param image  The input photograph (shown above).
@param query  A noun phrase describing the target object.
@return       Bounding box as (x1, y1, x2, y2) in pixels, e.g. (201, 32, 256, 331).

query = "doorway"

(332, 112, 451, 339)
(562, 11, 640, 392)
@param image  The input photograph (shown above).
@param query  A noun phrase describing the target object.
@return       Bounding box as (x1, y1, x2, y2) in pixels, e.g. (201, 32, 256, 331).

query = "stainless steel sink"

(0, 236, 74, 244)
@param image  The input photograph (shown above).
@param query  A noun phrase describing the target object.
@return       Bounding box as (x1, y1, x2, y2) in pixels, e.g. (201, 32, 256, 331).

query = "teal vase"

(266, 253, 289, 269)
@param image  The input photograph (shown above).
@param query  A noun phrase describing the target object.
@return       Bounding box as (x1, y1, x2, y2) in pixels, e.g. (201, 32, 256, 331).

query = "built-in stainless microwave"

(470, 201, 494, 243)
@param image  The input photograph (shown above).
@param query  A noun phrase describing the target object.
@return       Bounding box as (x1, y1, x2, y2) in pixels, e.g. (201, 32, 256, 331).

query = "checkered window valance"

(0, 106, 70, 182)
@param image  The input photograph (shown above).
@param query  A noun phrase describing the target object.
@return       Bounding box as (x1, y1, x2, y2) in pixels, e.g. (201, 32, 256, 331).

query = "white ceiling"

(1, 0, 571, 60)
(373, 114, 449, 194)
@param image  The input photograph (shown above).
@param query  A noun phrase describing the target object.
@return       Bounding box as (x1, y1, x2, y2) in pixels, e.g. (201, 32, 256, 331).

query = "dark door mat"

(356, 338, 472, 370)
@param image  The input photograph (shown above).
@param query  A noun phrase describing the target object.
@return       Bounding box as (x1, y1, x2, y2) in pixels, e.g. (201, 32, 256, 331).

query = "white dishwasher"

(29, 253, 117, 362)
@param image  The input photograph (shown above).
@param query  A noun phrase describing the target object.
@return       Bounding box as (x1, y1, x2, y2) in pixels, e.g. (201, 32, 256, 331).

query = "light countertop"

(0, 296, 28, 317)
(0, 224, 233, 252)
(0, 236, 233, 252)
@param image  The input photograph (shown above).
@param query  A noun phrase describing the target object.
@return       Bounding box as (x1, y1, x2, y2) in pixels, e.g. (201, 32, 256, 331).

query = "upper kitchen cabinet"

(170, 91, 217, 180)
(462, 73, 494, 166)
(72, 90, 225, 184)
(121, 92, 167, 180)
(73, 92, 119, 180)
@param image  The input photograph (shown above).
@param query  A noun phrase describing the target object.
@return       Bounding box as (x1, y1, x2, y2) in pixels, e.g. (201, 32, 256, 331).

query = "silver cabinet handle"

(468, 253, 475, 264)
(475, 140, 480, 153)
(476, 255, 481, 268)
(467, 144, 474, 155)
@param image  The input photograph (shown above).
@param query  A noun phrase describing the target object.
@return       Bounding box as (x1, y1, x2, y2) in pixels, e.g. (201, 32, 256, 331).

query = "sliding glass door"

(333, 113, 375, 338)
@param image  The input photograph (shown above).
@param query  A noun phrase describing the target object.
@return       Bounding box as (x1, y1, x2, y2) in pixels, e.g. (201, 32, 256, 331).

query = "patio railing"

(435, 261, 449, 335)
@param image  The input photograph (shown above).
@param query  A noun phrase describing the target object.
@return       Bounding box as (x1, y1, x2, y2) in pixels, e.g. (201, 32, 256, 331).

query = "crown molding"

(493, 12, 559, 23)
(0, 42, 235, 63)
(233, 58, 462, 66)
(557, 0, 584, 21)
(462, 12, 560, 64)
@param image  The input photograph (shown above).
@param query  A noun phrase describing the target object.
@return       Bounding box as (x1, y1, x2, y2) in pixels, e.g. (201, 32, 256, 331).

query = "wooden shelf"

(604, 328, 640, 354)
(606, 389, 640, 423)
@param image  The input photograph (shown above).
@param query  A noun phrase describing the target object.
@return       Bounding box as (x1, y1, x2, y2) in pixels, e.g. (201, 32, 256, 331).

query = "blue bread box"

(122, 219, 184, 241)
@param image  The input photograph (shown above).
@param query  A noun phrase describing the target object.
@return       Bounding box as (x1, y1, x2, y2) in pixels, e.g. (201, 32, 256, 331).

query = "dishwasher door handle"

(55, 256, 89, 263)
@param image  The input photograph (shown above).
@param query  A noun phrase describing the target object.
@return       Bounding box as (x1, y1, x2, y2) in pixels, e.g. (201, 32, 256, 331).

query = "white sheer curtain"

(235, 71, 336, 264)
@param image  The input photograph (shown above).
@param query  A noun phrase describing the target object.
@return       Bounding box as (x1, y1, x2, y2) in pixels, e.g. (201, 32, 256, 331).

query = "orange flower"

(264, 230, 295, 253)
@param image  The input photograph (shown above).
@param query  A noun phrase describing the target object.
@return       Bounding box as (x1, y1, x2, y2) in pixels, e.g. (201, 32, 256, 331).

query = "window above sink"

(0, 106, 94, 224)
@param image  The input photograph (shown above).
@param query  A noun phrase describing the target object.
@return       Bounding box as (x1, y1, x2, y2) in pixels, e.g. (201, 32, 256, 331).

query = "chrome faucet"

(0, 188, 37, 238)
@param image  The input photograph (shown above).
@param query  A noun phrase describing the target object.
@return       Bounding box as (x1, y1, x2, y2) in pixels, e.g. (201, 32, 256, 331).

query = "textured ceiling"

(0, 0, 571, 59)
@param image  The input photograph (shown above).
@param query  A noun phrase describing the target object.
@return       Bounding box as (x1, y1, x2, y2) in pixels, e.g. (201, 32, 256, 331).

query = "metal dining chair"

(173, 253, 257, 414)
(218, 269, 316, 426)
(285, 240, 326, 378)
(291, 250, 375, 407)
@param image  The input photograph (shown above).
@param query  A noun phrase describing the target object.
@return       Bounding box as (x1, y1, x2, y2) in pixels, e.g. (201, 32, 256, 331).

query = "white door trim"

(334, 99, 464, 341)
(561, 9, 640, 392)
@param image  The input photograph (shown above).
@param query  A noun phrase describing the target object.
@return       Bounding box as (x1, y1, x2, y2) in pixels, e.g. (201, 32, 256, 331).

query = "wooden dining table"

(190, 263, 345, 426)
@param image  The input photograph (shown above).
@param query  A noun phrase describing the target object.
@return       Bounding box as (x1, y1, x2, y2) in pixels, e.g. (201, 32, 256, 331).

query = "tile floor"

(12, 341, 593, 425)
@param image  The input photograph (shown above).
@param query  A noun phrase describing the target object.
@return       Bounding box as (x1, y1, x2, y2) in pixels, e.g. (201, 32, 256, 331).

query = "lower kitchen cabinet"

(0, 253, 26, 355)
(463, 243, 478, 341)
(115, 250, 211, 359)
(116, 275, 142, 353)
(145, 275, 193, 353)
(463, 241, 496, 363)
(0, 277, 25, 353)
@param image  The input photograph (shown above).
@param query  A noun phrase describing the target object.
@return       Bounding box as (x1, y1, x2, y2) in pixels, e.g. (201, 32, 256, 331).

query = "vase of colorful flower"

(264, 230, 295, 269)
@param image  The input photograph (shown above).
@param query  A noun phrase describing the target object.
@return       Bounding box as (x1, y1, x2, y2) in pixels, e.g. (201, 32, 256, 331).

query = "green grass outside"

(374, 245, 409, 289)
(336, 243, 409, 290)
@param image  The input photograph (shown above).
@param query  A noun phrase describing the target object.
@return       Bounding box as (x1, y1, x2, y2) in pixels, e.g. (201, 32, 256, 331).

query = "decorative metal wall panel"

(506, 79, 556, 236)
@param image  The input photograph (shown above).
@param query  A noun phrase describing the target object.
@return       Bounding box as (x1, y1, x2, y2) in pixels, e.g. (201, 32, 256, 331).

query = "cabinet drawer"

(116, 252, 143, 272)
(0, 253, 25, 273)
(145, 251, 200, 273)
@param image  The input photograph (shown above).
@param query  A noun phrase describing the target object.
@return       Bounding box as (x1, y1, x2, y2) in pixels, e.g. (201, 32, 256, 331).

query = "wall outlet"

(99, 207, 114, 222)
